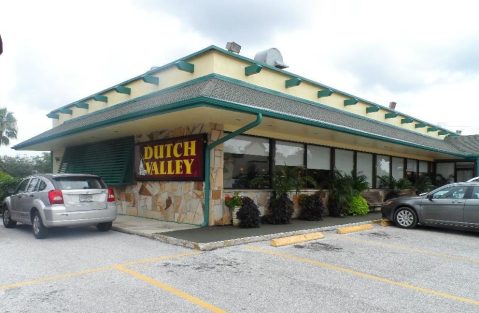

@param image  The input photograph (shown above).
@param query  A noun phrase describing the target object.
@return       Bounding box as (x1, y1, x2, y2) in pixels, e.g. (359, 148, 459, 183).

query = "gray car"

(2, 174, 117, 239)
(382, 182, 479, 231)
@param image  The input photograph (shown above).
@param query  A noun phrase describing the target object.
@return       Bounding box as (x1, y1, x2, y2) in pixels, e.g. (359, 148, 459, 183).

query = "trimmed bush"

(348, 195, 369, 216)
(262, 194, 294, 224)
(298, 192, 325, 221)
(236, 196, 260, 228)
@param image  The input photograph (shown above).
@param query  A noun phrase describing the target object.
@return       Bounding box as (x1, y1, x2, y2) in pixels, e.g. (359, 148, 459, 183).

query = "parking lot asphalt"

(1, 223, 478, 313)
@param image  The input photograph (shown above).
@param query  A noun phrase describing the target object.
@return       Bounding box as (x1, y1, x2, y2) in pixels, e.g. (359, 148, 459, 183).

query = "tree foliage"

(0, 153, 52, 177)
(0, 108, 17, 146)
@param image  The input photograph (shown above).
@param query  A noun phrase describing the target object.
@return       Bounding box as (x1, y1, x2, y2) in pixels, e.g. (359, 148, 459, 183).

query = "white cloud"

(0, 0, 478, 159)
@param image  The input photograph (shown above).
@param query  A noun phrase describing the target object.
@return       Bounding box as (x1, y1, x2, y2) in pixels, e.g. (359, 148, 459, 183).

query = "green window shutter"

(59, 137, 134, 186)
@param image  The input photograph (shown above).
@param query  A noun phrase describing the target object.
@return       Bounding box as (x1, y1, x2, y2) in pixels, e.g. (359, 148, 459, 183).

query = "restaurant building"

(14, 45, 479, 226)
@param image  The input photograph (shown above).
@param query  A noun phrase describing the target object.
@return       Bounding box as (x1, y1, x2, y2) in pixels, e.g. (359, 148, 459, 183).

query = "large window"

(406, 159, 418, 183)
(223, 135, 270, 189)
(356, 152, 373, 187)
(275, 141, 304, 167)
(307, 145, 331, 188)
(335, 149, 354, 175)
(376, 155, 390, 187)
(436, 162, 455, 184)
(392, 157, 404, 181)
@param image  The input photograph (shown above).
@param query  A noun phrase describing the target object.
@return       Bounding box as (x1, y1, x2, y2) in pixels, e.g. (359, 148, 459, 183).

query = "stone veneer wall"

(116, 123, 224, 225)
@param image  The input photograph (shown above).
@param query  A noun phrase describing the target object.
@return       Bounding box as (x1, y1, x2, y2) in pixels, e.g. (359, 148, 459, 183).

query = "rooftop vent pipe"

(389, 101, 397, 110)
(254, 48, 288, 69)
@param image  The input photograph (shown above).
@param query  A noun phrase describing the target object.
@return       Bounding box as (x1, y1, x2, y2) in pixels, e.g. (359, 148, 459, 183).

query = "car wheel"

(32, 211, 48, 239)
(97, 222, 112, 232)
(3, 207, 17, 228)
(394, 207, 418, 229)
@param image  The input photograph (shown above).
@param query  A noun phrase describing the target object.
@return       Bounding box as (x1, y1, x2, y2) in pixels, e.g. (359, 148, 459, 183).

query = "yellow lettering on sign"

(143, 147, 153, 160)
(175, 160, 184, 174)
(167, 160, 174, 174)
(165, 144, 173, 158)
(145, 162, 159, 175)
(183, 159, 194, 175)
(173, 143, 182, 158)
(183, 140, 196, 157)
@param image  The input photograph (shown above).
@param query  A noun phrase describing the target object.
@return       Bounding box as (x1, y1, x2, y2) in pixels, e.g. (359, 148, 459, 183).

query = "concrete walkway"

(113, 212, 383, 250)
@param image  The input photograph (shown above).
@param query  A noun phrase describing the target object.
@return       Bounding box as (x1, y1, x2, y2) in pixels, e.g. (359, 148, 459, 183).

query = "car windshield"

(54, 177, 105, 190)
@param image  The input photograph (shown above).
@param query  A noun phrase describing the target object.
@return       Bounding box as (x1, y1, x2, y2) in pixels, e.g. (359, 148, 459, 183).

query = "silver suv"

(2, 174, 117, 239)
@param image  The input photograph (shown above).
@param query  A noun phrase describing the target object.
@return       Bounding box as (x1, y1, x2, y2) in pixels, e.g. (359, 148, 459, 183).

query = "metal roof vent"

(254, 48, 288, 69)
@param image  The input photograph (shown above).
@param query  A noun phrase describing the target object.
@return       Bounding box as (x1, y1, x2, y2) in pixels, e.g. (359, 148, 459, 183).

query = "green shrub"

(298, 192, 325, 221)
(262, 194, 294, 224)
(0, 174, 21, 209)
(237, 197, 260, 228)
(348, 195, 369, 216)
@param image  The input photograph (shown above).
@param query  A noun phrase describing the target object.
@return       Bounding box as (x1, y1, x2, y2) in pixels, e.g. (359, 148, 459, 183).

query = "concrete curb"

(114, 219, 382, 251)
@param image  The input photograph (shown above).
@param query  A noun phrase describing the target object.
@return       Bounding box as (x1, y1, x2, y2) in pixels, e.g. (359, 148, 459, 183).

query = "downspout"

(476, 157, 479, 177)
(202, 113, 263, 226)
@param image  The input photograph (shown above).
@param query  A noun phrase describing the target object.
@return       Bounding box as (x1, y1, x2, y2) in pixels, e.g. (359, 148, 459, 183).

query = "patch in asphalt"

(294, 242, 343, 252)
(363, 231, 392, 239)
(162, 258, 242, 273)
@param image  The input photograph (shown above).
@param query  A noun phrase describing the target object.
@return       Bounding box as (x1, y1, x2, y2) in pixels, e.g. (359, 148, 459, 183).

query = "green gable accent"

(415, 123, 426, 128)
(114, 86, 131, 95)
(47, 112, 59, 119)
(58, 136, 134, 186)
(59, 108, 72, 114)
(344, 98, 358, 106)
(317, 89, 333, 98)
(175, 60, 194, 73)
(385, 112, 398, 119)
(401, 118, 414, 124)
(285, 77, 302, 88)
(245, 64, 262, 76)
(74, 102, 89, 109)
(427, 127, 438, 132)
(366, 106, 380, 113)
(142, 75, 159, 85)
(93, 95, 108, 102)
(438, 130, 448, 135)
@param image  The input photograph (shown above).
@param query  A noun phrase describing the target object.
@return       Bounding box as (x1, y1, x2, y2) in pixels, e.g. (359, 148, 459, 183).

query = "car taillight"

(48, 189, 64, 204)
(107, 187, 115, 202)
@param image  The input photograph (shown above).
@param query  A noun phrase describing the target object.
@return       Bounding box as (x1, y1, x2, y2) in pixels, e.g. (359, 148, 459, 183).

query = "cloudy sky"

(1, 0, 478, 156)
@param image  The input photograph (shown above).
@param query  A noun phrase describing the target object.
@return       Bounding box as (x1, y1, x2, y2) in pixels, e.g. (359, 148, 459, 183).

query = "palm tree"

(0, 108, 17, 146)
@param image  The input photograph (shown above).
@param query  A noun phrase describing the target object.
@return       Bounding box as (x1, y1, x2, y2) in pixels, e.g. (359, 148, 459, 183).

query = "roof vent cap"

(254, 48, 288, 69)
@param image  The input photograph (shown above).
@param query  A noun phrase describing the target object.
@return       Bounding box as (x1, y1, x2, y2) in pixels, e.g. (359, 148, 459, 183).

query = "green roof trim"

(43, 45, 456, 136)
(366, 106, 380, 114)
(415, 123, 426, 128)
(142, 74, 159, 85)
(47, 112, 59, 119)
(175, 60, 194, 73)
(93, 95, 108, 102)
(317, 89, 333, 98)
(59, 108, 72, 114)
(344, 98, 358, 106)
(427, 127, 438, 132)
(438, 130, 448, 135)
(385, 112, 398, 119)
(401, 118, 414, 124)
(285, 77, 302, 88)
(17, 74, 469, 159)
(114, 86, 131, 95)
(74, 102, 89, 109)
(245, 64, 262, 76)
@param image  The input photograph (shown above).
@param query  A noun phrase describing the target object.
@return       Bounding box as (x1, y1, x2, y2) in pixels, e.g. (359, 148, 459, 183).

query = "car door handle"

(29, 194, 35, 197)
(452, 201, 464, 204)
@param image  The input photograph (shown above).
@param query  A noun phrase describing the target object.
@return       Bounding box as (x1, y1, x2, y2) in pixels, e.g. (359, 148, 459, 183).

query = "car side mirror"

(427, 194, 433, 201)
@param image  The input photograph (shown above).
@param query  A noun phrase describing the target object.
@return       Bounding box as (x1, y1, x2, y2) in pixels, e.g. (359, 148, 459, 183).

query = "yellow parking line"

(0, 266, 112, 291)
(114, 265, 227, 313)
(344, 237, 479, 266)
(0, 251, 200, 291)
(247, 245, 479, 307)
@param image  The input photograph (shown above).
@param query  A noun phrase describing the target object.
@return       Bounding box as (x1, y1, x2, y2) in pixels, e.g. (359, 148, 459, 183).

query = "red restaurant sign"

(135, 134, 206, 181)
